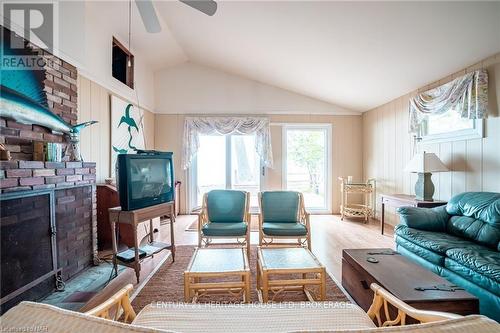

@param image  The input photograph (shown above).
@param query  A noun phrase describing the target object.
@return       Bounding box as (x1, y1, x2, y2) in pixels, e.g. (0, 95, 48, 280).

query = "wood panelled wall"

(154, 114, 363, 214)
(78, 76, 155, 183)
(363, 53, 500, 226)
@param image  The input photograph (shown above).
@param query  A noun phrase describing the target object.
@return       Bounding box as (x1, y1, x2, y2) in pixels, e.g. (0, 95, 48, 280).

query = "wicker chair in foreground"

(81, 282, 466, 330)
(198, 190, 251, 256)
(258, 191, 311, 249)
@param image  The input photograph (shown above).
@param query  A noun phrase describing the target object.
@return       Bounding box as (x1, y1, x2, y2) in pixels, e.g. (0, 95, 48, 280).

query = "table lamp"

(404, 151, 449, 201)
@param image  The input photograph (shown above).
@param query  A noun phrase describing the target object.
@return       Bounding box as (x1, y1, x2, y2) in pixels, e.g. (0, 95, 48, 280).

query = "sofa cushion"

(0, 301, 171, 333)
(262, 222, 307, 236)
(207, 190, 246, 223)
(445, 248, 500, 284)
(261, 191, 299, 223)
(445, 258, 500, 296)
(445, 192, 500, 249)
(202, 222, 247, 237)
(395, 235, 446, 266)
(395, 225, 483, 256)
(134, 302, 378, 332)
(397, 205, 448, 232)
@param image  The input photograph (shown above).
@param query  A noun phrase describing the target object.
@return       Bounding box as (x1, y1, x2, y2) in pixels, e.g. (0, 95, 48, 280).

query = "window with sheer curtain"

(409, 69, 487, 143)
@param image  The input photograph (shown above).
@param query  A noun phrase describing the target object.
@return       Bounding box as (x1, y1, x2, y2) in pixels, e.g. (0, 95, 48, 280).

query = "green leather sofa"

(394, 192, 500, 321)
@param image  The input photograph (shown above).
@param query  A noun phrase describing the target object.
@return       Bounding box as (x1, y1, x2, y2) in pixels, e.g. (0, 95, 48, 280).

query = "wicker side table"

(338, 177, 376, 222)
(257, 247, 326, 302)
(184, 248, 250, 303)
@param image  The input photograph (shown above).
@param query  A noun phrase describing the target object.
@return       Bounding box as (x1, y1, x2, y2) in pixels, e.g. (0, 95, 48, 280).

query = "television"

(116, 151, 174, 211)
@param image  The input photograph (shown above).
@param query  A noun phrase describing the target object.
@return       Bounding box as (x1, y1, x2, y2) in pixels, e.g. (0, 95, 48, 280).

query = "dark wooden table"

(342, 249, 479, 319)
(109, 202, 175, 283)
(380, 194, 447, 234)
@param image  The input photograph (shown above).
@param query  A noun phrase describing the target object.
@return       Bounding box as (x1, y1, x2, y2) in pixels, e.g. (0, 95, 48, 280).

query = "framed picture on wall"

(110, 95, 145, 177)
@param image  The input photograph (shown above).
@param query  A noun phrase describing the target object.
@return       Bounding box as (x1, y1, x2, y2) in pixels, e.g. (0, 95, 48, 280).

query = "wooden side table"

(380, 194, 446, 235)
(109, 202, 175, 283)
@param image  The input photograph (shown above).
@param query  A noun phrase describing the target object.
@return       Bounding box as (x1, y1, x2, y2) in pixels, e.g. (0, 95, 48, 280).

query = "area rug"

(186, 215, 260, 232)
(131, 245, 349, 312)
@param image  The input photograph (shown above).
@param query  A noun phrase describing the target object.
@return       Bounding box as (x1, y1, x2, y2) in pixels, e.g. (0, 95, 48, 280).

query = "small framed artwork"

(110, 95, 145, 177)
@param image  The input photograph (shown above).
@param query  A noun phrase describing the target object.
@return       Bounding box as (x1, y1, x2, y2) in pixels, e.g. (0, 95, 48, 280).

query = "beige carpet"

(186, 215, 260, 232)
(131, 245, 349, 312)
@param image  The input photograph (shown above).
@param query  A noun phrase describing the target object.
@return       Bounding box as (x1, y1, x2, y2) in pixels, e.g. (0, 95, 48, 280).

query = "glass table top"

(189, 248, 247, 273)
(260, 248, 321, 269)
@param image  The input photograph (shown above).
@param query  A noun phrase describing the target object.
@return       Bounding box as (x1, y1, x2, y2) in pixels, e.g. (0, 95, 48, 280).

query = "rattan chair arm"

(366, 283, 461, 327)
(85, 284, 136, 323)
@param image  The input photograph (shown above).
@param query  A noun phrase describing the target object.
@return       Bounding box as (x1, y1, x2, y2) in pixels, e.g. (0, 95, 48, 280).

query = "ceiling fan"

(135, 0, 217, 33)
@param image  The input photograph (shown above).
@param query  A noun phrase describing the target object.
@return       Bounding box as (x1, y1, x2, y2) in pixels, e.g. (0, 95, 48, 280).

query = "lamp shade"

(404, 151, 449, 173)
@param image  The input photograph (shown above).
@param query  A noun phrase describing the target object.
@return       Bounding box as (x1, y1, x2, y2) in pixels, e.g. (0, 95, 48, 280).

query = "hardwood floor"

(81, 214, 394, 311)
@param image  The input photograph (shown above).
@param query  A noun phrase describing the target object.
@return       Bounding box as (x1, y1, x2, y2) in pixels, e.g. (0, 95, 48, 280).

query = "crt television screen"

(129, 158, 172, 200)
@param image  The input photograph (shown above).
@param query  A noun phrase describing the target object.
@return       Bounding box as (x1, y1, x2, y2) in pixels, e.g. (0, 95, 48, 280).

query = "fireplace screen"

(1, 191, 58, 313)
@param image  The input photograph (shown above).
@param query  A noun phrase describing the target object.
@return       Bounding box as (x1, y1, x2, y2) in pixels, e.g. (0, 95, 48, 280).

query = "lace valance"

(409, 69, 488, 133)
(182, 116, 273, 170)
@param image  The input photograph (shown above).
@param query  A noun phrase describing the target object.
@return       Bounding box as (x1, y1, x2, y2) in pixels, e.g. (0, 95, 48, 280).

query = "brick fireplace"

(0, 27, 98, 312)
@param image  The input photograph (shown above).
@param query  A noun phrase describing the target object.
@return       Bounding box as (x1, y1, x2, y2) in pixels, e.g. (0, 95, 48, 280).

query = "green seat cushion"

(445, 248, 500, 284)
(207, 190, 246, 223)
(262, 222, 307, 236)
(395, 225, 483, 255)
(202, 222, 248, 237)
(445, 258, 500, 296)
(395, 236, 446, 266)
(261, 191, 299, 223)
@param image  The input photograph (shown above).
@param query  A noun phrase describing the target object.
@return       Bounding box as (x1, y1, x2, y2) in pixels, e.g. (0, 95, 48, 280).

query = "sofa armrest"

(396, 205, 449, 232)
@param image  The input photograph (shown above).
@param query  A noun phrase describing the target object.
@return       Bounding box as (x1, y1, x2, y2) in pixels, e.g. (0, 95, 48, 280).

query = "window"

(282, 124, 331, 213)
(112, 37, 134, 89)
(189, 134, 261, 211)
(419, 108, 483, 143)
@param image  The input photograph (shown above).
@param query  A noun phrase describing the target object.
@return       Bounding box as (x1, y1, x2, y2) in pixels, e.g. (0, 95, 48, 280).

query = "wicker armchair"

(258, 191, 311, 249)
(198, 190, 251, 257)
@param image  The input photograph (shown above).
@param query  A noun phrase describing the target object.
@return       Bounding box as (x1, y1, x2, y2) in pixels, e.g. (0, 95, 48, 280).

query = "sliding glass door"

(283, 125, 331, 213)
(189, 134, 261, 211)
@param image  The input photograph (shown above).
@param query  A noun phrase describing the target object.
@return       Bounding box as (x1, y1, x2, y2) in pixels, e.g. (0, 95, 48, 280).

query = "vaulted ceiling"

(111, 1, 500, 112)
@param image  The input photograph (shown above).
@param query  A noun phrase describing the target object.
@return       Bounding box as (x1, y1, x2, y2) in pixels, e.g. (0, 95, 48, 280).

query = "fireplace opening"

(0, 184, 96, 314)
(0, 191, 60, 313)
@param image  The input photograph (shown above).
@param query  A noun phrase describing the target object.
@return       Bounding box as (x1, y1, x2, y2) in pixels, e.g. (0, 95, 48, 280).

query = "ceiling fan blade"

(135, 0, 162, 33)
(179, 0, 217, 16)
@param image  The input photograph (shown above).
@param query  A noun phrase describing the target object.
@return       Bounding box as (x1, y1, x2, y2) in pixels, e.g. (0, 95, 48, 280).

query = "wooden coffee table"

(257, 247, 326, 302)
(342, 248, 479, 317)
(184, 248, 250, 303)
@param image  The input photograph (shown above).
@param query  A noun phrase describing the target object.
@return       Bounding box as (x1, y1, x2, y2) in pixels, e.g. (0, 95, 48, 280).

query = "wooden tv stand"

(109, 202, 175, 283)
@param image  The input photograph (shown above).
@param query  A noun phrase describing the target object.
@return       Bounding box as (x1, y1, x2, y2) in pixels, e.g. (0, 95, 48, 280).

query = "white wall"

(154, 62, 358, 115)
(81, 1, 155, 111)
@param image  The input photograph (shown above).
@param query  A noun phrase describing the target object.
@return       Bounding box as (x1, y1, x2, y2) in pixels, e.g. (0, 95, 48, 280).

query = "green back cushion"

(262, 191, 299, 223)
(397, 205, 448, 232)
(207, 190, 246, 223)
(445, 192, 500, 249)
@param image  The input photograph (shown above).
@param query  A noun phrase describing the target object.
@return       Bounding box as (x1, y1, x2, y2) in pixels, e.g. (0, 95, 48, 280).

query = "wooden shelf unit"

(109, 202, 175, 283)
